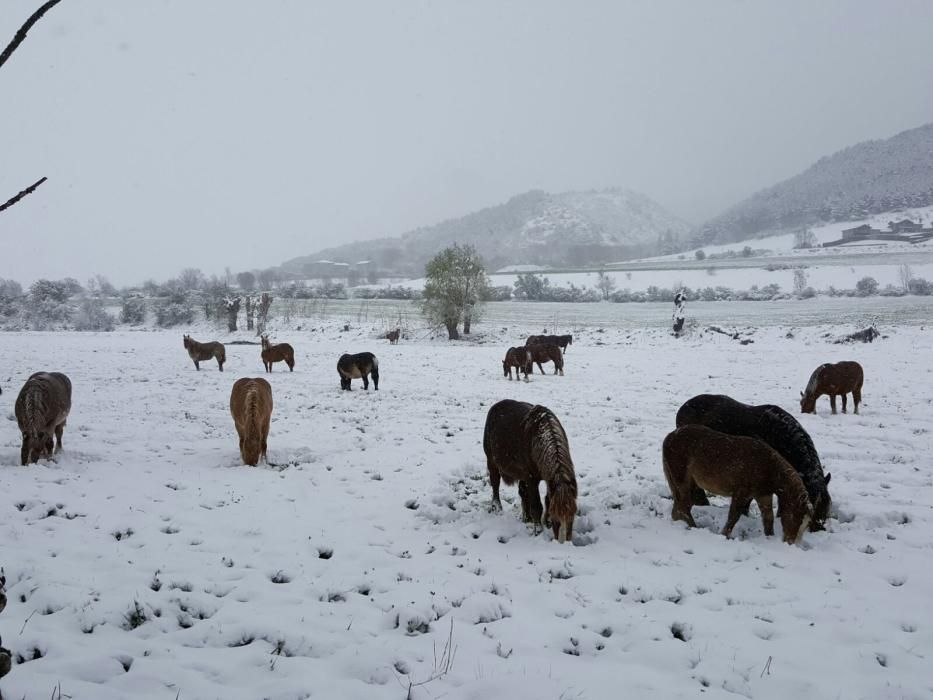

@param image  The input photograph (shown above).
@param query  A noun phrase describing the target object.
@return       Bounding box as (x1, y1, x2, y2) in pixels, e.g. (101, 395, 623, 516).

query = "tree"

(1, 1, 66, 215)
(694, 250, 706, 261)
(177, 268, 205, 291)
(595, 271, 616, 301)
(855, 276, 878, 296)
(257, 267, 280, 291)
(513, 273, 550, 301)
(237, 271, 256, 291)
(420, 244, 489, 340)
(793, 268, 809, 296)
(794, 227, 817, 249)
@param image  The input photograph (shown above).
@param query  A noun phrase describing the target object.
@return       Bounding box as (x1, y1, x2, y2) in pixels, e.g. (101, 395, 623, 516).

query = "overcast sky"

(2, 0, 933, 286)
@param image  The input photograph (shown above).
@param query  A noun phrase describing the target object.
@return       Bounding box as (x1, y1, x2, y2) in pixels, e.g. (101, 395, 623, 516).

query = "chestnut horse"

(525, 343, 564, 375)
(502, 346, 531, 381)
(261, 335, 295, 372)
(800, 361, 864, 414)
(662, 424, 812, 544)
(676, 394, 831, 530)
(338, 352, 379, 390)
(483, 399, 578, 543)
(230, 378, 273, 466)
(15, 372, 72, 466)
(183, 335, 226, 371)
(386, 328, 400, 344)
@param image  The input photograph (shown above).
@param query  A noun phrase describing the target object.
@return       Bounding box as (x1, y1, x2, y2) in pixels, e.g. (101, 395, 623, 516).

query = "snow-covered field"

(1, 311, 932, 700)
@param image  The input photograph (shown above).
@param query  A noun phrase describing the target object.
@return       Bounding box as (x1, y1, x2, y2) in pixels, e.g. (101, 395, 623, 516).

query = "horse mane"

(524, 406, 575, 489)
(241, 384, 262, 463)
(22, 386, 46, 437)
(773, 452, 812, 515)
(758, 405, 824, 487)
(804, 365, 827, 397)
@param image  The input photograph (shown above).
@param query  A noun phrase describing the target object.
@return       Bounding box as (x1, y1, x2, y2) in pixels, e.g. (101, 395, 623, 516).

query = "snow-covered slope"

(0, 318, 931, 700)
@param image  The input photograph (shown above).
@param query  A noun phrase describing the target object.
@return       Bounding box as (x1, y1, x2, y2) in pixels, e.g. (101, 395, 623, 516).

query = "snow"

(1, 312, 932, 700)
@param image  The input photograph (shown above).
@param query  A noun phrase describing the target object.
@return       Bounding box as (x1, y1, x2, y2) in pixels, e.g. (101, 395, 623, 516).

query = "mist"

(2, 0, 932, 286)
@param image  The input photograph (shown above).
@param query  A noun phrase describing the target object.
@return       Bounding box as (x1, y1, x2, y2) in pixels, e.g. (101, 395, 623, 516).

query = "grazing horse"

(800, 361, 864, 415)
(526, 334, 572, 353)
(338, 352, 379, 391)
(15, 372, 72, 465)
(483, 399, 578, 543)
(525, 343, 564, 376)
(386, 328, 400, 344)
(183, 334, 226, 371)
(662, 424, 813, 544)
(260, 335, 295, 372)
(502, 347, 531, 381)
(230, 378, 273, 466)
(676, 394, 831, 530)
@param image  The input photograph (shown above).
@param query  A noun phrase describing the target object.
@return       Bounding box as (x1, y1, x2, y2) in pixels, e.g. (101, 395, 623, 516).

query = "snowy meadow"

(1, 306, 931, 700)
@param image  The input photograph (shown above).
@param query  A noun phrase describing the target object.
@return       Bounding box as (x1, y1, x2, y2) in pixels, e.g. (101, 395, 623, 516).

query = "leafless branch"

(0, 176, 47, 213)
(0, 0, 64, 71)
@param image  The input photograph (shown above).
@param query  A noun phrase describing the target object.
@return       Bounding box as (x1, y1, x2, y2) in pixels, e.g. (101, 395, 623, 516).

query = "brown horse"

(230, 378, 273, 466)
(800, 361, 864, 414)
(525, 343, 564, 375)
(15, 372, 72, 466)
(183, 334, 226, 371)
(385, 328, 400, 344)
(662, 424, 812, 544)
(502, 347, 531, 381)
(261, 335, 295, 372)
(338, 352, 379, 390)
(483, 399, 578, 543)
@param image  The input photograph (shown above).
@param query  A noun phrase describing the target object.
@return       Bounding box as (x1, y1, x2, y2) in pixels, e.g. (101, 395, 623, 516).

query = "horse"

(525, 334, 572, 353)
(386, 328, 400, 344)
(662, 424, 813, 544)
(338, 352, 379, 390)
(525, 343, 564, 375)
(502, 347, 531, 381)
(230, 378, 273, 466)
(800, 361, 864, 415)
(483, 399, 578, 543)
(15, 372, 72, 465)
(183, 334, 226, 371)
(676, 394, 831, 530)
(260, 335, 295, 372)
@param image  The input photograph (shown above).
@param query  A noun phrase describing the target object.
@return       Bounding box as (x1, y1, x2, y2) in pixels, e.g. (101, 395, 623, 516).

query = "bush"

(800, 286, 817, 299)
(155, 301, 194, 327)
(120, 297, 147, 325)
(741, 246, 753, 258)
(879, 284, 907, 297)
(73, 298, 115, 331)
(855, 276, 878, 296)
(482, 285, 512, 302)
(694, 250, 706, 261)
(907, 277, 933, 295)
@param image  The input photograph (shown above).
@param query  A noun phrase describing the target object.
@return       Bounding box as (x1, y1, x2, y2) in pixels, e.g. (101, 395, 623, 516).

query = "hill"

(280, 189, 691, 278)
(695, 122, 933, 246)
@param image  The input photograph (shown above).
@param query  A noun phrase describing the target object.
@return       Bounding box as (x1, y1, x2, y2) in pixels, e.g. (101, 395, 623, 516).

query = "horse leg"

(488, 461, 502, 512)
(194, 360, 200, 371)
(841, 393, 848, 414)
(362, 375, 369, 390)
(756, 495, 775, 536)
(722, 495, 747, 538)
(830, 394, 837, 414)
(853, 386, 861, 414)
(54, 423, 64, 453)
(537, 362, 544, 375)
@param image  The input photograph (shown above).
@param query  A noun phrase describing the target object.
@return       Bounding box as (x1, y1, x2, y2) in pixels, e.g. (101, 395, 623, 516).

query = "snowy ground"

(1, 308, 932, 700)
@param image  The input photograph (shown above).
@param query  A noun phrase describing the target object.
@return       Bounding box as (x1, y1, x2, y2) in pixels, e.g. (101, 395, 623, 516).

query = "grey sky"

(2, 0, 932, 286)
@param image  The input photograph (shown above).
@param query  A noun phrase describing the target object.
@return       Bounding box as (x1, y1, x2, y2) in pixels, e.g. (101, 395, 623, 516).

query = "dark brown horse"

(676, 394, 831, 530)
(15, 372, 72, 465)
(386, 328, 400, 344)
(662, 424, 813, 544)
(526, 334, 572, 352)
(183, 334, 226, 371)
(338, 352, 379, 390)
(502, 347, 531, 381)
(800, 361, 864, 414)
(525, 343, 564, 375)
(260, 335, 295, 372)
(483, 399, 578, 543)
(230, 378, 273, 466)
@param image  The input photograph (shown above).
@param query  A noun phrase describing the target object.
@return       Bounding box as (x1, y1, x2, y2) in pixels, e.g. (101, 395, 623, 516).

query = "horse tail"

(216, 344, 226, 363)
(241, 384, 262, 465)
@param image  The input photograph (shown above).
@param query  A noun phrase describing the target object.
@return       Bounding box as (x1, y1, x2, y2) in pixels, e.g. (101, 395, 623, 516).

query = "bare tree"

(256, 292, 273, 335)
(596, 271, 616, 301)
(1, 1, 66, 214)
(224, 296, 240, 332)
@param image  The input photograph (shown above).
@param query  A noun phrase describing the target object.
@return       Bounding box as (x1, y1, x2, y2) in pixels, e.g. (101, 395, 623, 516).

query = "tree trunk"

(445, 320, 460, 340)
(225, 297, 240, 332)
(463, 304, 473, 335)
(257, 293, 273, 335)
(245, 296, 255, 330)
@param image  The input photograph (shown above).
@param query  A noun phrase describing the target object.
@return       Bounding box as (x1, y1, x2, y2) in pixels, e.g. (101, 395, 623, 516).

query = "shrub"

(120, 297, 147, 325)
(800, 286, 817, 299)
(155, 301, 194, 327)
(73, 298, 115, 331)
(908, 277, 933, 295)
(694, 250, 706, 261)
(855, 276, 878, 296)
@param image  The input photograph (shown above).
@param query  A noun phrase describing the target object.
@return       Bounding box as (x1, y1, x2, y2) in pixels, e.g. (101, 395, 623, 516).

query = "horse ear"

(800, 391, 804, 398)
(824, 472, 831, 485)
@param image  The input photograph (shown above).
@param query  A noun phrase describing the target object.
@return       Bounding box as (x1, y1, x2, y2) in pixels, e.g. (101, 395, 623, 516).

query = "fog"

(2, 0, 932, 286)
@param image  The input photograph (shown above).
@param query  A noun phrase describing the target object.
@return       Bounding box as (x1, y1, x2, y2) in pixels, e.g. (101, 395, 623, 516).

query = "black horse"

(337, 352, 379, 391)
(675, 394, 831, 530)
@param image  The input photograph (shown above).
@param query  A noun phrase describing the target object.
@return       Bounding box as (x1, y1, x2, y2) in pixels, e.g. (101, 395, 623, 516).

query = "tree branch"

(0, 0, 64, 71)
(0, 176, 47, 213)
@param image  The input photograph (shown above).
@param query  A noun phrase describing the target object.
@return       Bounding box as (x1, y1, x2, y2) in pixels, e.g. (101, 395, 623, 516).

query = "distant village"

(824, 218, 933, 247)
